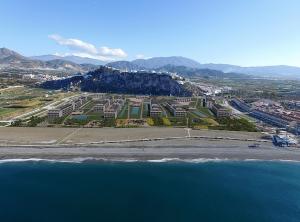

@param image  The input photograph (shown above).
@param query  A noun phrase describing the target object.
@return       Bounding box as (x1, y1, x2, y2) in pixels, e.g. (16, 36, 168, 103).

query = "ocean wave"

(0, 157, 300, 164)
(187, 158, 230, 163)
(147, 158, 182, 163)
(0, 158, 81, 164)
(147, 158, 232, 163)
(0, 157, 139, 164)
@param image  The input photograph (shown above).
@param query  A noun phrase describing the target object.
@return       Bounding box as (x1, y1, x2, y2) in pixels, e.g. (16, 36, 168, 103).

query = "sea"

(0, 159, 300, 222)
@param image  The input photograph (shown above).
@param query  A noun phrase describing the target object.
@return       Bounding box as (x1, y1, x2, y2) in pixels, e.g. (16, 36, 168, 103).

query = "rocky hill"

(40, 66, 191, 96)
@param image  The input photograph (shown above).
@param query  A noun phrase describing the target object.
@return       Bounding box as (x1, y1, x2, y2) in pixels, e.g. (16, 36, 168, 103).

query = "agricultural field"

(0, 86, 78, 121)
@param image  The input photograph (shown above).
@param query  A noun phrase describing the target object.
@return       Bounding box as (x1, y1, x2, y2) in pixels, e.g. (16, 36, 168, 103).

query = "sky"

(1, 0, 300, 66)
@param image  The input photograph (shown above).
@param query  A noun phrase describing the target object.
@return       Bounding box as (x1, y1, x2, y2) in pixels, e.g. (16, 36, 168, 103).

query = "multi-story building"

(79, 96, 88, 105)
(150, 104, 163, 117)
(250, 110, 289, 128)
(175, 97, 192, 103)
(104, 109, 118, 119)
(59, 103, 74, 117)
(48, 103, 74, 119)
(104, 102, 124, 119)
(231, 98, 251, 112)
(165, 102, 187, 117)
(93, 100, 110, 113)
(211, 103, 231, 118)
(47, 109, 63, 119)
(72, 99, 82, 110)
(93, 104, 106, 113)
(89, 93, 107, 101)
(231, 98, 289, 128)
(48, 96, 89, 120)
(114, 98, 125, 107)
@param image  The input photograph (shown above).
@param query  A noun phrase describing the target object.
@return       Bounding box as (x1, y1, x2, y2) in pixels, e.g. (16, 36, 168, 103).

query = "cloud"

(100, 47, 127, 58)
(49, 34, 127, 61)
(49, 34, 98, 54)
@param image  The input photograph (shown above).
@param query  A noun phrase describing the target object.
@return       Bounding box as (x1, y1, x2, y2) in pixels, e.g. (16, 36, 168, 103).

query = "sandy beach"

(0, 127, 299, 161)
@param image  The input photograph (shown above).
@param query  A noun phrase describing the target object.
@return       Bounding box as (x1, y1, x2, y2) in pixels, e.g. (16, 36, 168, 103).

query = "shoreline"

(0, 138, 300, 162)
(1, 157, 300, 164)
(0, 127, 299, 162)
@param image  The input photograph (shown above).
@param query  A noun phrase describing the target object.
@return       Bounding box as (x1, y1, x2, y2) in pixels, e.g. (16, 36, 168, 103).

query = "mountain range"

(107, 57, 300, 79)
(1, 47, 300, 79)
(31, 54, 105, 66)
(0, 48, 97, 74)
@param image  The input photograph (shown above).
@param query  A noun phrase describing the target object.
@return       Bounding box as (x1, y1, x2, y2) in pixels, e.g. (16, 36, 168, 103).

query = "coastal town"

(0, 50, 299, 149)
(0, 82, 299, 148)
(3, 1, 300, 221)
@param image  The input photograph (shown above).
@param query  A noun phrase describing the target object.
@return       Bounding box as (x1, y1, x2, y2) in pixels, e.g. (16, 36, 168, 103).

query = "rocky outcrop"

(40, 66, 192, 96)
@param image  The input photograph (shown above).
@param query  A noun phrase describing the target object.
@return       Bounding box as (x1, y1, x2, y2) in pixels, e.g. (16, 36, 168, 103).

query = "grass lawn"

(0, 108, 20, 120)
(192, 110, 208, 118)
(198, 107, 214, 117)
(87, 114, 103, 121)
(168, 117, 187, 126)
(118, 104, 129, 119)
(142, 103, 150, 118)
(202, 118, 219, 126)
(0, 108, 18, 116)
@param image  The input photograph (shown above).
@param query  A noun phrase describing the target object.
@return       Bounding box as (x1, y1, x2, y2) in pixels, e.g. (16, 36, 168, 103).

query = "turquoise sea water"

(1, 160, 300, 222)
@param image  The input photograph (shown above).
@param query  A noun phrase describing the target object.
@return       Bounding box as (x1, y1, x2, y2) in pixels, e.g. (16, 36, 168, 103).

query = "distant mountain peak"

(107, 56, 300, 80)
(0, 47, 25, 60)
(132, 56, 201, 69)
(30, 54, 105, 65)
(107, 56, 201, 70)
(0, 47, 98, 73)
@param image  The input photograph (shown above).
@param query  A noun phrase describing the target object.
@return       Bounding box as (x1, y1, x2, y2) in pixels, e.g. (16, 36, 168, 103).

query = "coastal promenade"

(0, 127, 300, 161)
(0, 127, 265, 146)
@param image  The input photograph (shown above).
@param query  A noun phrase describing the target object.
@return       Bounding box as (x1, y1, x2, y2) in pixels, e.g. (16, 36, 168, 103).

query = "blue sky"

(1, 0, 300, 66)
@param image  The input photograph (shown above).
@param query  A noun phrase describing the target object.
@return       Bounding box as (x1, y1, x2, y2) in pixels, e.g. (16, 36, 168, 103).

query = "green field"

(118, 103, 129, 119)
(197, 107, 214, 117)
(142, 103, 150, 118)
(87, 114, 103, 121)
(0, 86, 79, 120)
(168, 117, 187, 127)
(0, 108, 18, 115)
(192, 110, 208, 118)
